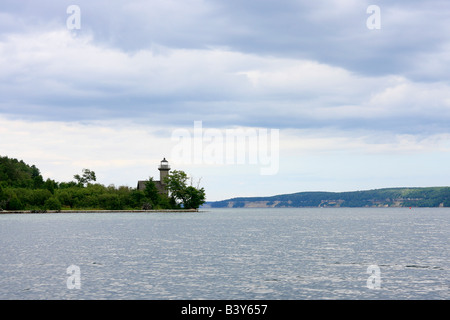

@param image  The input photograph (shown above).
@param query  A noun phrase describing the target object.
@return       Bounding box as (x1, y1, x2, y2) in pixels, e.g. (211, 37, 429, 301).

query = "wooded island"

(0, 156, 205, 211)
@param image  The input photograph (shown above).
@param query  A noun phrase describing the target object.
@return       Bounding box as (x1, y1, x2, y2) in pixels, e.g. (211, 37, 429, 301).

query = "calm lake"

(0, 207, 448, 300)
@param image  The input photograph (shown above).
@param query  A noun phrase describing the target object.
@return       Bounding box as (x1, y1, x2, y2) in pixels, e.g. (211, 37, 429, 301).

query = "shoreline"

(0, 209, 199, 214)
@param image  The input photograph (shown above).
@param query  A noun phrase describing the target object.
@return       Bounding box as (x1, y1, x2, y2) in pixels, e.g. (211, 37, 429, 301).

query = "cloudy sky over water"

(1, 0, 450, 201)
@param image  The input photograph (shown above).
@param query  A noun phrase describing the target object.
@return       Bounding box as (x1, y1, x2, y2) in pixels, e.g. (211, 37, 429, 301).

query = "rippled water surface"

(0, 208, 448, 299)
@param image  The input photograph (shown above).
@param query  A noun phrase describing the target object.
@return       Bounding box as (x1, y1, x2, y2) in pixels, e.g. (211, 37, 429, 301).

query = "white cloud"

(0, 116, 174, 186)
(280, 128, 450, 156)
(1, 28, 450, 136)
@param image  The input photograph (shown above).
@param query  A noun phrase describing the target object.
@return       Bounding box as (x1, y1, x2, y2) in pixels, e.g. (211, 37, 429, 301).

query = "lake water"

(0, 208, 448, 300)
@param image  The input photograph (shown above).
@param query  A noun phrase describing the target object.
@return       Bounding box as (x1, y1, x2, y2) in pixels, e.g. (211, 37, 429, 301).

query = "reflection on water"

(0, 208, 448, 299)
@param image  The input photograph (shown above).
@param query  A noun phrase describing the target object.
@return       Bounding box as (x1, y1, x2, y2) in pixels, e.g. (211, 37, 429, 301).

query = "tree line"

(210, 187, 450, 208)
(0, 156, 205, 211)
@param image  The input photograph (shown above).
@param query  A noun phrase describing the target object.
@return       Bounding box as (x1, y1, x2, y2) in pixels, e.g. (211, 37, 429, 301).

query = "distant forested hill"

(206, 187, 450, 208)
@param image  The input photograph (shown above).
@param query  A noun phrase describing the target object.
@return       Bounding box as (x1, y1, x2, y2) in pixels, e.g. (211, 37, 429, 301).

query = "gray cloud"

(2, 0, 449, 77)
(0, 0, 449, 137)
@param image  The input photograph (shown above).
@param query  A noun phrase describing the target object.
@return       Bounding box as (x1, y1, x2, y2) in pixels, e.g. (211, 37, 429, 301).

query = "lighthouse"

(158, 158, 170, 184)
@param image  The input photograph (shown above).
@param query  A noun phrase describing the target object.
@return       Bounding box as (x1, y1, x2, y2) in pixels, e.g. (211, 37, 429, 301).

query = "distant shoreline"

(206, 186, 450, 208)
(0, 209, 199, 214)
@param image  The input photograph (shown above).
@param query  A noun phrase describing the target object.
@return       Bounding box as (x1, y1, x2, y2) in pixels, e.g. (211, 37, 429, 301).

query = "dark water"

(0, 208, 448, 299)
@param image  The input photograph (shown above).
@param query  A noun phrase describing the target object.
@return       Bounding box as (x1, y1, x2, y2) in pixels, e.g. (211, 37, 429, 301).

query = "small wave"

(264, 278, 280, 282)
(405, 265, 444, 270)
(328, 262, 445, 271)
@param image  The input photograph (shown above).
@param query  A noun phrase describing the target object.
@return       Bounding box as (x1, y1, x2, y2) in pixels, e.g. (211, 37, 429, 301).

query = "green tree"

(44, 196, 62, 211)
(31, 165, 44, 189)
(8, 193, 23, 210)
(129, 189, 146, 209)
(55, 189, 75, 208)
(164, 170, 188, 203)
(164, 170, 205, 209)
(44, 178, 58, 194)
(183, 186, 206, 209)
(74, 169, 96, 187)
(59, 181, 77, 189)
(0, 184, 6, 210)
(98, 193, 122, 210)
(33, 189, 51, 204)
(144, 177, 160, 208)
(0, 156, 45, 188)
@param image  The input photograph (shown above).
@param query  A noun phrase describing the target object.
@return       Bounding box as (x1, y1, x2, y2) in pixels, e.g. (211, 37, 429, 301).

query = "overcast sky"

(1, 0, 450, 201)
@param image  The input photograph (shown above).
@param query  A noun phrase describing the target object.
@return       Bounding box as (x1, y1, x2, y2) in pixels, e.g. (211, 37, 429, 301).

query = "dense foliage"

(164, 170, 206, 209)
(0, 156, 205, 211)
